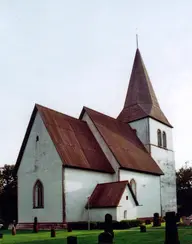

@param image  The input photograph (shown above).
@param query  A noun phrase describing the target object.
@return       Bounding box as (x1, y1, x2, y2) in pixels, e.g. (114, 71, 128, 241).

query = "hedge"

(67, 219, 142, 230)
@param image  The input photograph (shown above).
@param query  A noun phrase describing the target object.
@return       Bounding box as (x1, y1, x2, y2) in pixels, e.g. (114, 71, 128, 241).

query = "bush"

(67, 219, 142, 230)
(145, 219, 151, 225)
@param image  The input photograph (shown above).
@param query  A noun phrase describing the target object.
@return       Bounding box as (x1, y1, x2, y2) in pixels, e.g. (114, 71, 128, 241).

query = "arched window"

(124, 210, 127, 219)
(157, 129, 162, 147)
(33, 180, 44, 208)
(130, 179, 137, 197)
(163, 131, 167, 148)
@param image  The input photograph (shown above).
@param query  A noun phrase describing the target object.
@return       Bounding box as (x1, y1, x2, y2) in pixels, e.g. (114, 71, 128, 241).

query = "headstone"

(67, 224, 72, 232)
(12, 226, 16, 235)
(165, 212, 180, 244)
(33, 217, 38, 233)
(153, 213, 161, 227)
(67, 236, 77, 244)
(140, 225, 146, 232)
(104, 214, 114, 239)
(50, 225, 56, 237)
(98, 232, 113, 244)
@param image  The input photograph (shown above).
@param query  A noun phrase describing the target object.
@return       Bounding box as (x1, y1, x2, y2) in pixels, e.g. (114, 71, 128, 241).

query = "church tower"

(118, 48, 177, 216)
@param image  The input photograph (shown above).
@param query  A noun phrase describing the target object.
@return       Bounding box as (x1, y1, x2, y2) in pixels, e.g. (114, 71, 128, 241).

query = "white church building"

(15, 48, 177, 229)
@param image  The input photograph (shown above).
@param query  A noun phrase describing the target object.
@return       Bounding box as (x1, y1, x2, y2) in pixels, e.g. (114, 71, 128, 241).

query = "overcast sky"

(0, 1, 191, 169)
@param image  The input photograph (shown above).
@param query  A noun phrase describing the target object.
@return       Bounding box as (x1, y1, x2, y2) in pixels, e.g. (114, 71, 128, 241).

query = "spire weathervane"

(136, 32, 139, 49)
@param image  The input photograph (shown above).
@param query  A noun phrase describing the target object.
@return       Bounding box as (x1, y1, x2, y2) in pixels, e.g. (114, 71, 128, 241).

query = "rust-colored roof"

(15, 104, 114, 174)
(117, 49, 172, 128)
(80, 107, 163, 176)
(86, 181, 128, 208)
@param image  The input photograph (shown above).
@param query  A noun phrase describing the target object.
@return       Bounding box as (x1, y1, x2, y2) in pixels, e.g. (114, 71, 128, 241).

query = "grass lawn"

(0, 227, 191, 244)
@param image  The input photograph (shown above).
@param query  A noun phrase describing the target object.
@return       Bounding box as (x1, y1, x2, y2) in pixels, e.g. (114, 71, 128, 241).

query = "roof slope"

(80, 107, 163, 176)
(15, 104, 114, 174)
(86, 181, 129, 208)
(118, 49, 172, 128)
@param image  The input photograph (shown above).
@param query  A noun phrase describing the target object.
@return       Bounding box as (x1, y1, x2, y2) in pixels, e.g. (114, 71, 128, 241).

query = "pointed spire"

(118, 49, 172, 127)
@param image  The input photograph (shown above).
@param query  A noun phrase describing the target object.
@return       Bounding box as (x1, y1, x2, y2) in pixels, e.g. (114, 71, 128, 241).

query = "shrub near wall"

(68, 219, 142, 230)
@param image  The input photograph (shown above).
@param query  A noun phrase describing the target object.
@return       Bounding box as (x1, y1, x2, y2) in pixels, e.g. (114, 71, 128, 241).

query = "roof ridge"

(36, 103, 86, 123)
(97, 180, 128, 186)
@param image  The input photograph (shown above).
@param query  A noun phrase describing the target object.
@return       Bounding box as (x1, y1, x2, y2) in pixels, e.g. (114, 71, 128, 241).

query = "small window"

(163, 131, 167, 148)
(130, 179, 137, 197)
(33, 180, 44, 208)
(126, 196, 128, 200)
(157, 129, 162, 147)
(124, 210, 127, 219)
(36, 135, 39, 142)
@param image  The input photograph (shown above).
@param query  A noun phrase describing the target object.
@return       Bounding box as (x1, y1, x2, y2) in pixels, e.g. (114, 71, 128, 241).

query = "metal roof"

(86, 180, 138, 208)
(80, 107, 163, 176)
(15, 104, 115, 174)
(117, 48, 172, 128)
(87, 181, 128, 208)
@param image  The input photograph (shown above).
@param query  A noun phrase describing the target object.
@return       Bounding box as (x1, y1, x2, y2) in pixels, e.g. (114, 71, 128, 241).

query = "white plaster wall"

(117, 186, 137, 221)
(120, 170, 161, 218)
(150, 146, 177, 216)
(149, 118, 177, 216)
(129, 118, 150, 151)
(64, 168, 113, 222)
(81, 112, 119, 181)
(17, 112, 63, 223)
(89, 209, 117, 222)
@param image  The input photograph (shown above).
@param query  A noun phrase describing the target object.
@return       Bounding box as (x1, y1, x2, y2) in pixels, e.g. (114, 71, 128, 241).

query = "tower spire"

(117, 49, 172, 127)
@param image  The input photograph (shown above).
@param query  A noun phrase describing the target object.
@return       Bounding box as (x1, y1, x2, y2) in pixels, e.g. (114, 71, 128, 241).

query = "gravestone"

(67, 224, 72, 232)
(67, 236, 77, 244)
(153, 213, 161, 227)
(98, 214, 114, 244)
(12, 226, 16, 235)
(104, 214, 114, 239)
(50, 225, 56, 237)
(140, 225, 146, 232)
(165, 212, 180, 244)
(33, 217, 38, 233)
(98, 232, 113, 244)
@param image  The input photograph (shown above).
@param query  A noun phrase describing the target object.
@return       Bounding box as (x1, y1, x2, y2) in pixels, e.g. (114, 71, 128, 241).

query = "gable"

(80, 107, 163, 176)
(15, 104, 114, 174)
(16, 110, 63, 175)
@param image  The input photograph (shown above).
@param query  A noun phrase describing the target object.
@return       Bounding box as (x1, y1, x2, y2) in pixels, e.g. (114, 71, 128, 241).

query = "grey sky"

(0, 1, 191, 169)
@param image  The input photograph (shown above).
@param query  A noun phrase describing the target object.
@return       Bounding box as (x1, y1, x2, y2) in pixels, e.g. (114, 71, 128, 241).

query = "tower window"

(157, 129, 162, 147)
(163, 131, 167, 149)
(130, 179, 137, 197)
(33, 180, 44, 208)
(126, 196, 128, 200)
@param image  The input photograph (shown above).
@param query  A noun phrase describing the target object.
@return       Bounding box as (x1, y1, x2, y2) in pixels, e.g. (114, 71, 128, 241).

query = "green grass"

(0, 227, 191, 244)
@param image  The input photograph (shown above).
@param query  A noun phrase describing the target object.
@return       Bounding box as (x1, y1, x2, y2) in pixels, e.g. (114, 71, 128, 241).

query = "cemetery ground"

(0, 226, 192, 244)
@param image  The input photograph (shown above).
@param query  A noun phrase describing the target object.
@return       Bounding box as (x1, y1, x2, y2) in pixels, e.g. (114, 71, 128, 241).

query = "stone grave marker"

(33, 217, 38, 233)
(50, 225, 56, 237)
(98, 232, 113, 244)
(153, 212, 161, 227)
(98, 213, 114, 244)
(67, 236, 78, 244)
(104, 214, 114, 239)
(12, 226, 16, 235)
(165, 211, 180, 244)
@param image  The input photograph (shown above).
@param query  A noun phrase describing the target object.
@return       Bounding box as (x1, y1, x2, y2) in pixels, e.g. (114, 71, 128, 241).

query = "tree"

(0, 164, 17, 226)
(176, 163, 192, 216)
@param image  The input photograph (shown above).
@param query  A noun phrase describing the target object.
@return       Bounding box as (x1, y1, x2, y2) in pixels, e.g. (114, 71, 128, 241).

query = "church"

(15, 48, 177, 229)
